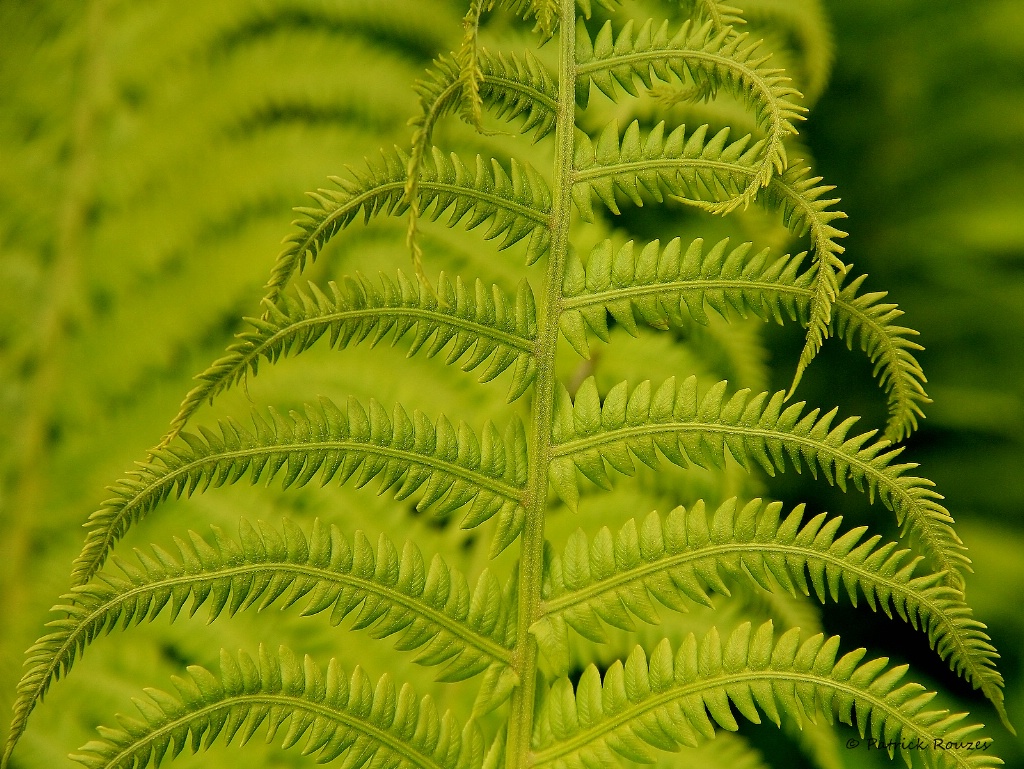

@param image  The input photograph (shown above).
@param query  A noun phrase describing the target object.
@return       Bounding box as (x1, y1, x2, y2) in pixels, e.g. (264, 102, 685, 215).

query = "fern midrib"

(95, 693, 446, 769)
(562, 277, 810, 309)
(531, 669, 973, 769)
(484, 72, 558, 112)
(550, 421, 963, 576)
(60, 561, 511, 671)
(505, 4, 576, 769)
(258, 305, 535, 354)
(142, 440, 522, 500)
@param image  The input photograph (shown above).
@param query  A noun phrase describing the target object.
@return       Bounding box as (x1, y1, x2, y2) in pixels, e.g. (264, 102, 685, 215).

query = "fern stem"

(505, 3, 576, 767)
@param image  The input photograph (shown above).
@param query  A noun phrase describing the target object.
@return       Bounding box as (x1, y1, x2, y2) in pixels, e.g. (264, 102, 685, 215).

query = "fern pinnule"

(70, 645, 489, 769)
(533, 499, 1007, 723)
(559, 237, 929, 440)
(72, 398, 528, 587)
(165, 272, 538, 443)
(575, 16, 806, 205)
(547, 376, 969, 588)
(264, 147, 552, 305)
(5, 519, 515, 764)
(533, 623, 998, 769)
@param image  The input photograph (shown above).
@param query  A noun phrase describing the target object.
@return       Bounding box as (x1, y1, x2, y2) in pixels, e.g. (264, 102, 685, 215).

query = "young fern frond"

(73, 399, 528, 586)
(264, 148, 552, 305)
(572, 120, 848, 388)
(547, 376, 969, 587)
(70, 646, 490, 769)
(559, 237, 929, 441)
(575, 17, 806, 206)
(533, 624, 997, 769)
(165, 272, 538, 443)
(6, 519, 515, 762)
(532, 499, 1006, 721)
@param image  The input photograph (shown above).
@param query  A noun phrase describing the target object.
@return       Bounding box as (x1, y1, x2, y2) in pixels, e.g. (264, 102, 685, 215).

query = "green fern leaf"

(405, 44, 558, 277)
(6, 518, 515, 763)
(572, 120, 847, 386)
(834, 274, 931, 442)
(265, 148, 552, 304)
(533, 623, 997, 769)
(548, 376, 968, 588)
(575, 17, 805, 202)
(72, 399, 528, 586)
(560, 237, 929, 440)
(70, 645, 489, 769)
(165, 272, 538, 442)
(533, 498, 1006, 723)
(411, 50, 557, 149)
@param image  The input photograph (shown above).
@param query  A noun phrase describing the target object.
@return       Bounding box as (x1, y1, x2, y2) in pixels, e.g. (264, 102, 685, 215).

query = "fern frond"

(404, 47, 558, 276)
(5, 519, 514, 764)
(560, 238, 930, 441)
(165, 272, 538, 443)
(547, 376, 969, 588)
(533, 624, 997, 769)
(70, 645, 487, 769)
(73, 399, 528, 586)
(575, 18, 805, 203)
(835, 274, 930, 442)
(532, 499, 1006, 723)
(411, 50, 558, 150)
(572, 120, 847, 385)
(265, 148, 552, 304)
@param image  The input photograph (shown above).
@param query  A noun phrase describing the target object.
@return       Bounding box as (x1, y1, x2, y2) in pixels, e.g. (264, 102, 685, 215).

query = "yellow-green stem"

(504, 2, 576, 768)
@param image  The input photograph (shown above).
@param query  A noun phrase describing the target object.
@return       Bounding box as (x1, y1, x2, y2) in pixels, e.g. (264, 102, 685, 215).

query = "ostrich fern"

(2, 1, 1012, 769)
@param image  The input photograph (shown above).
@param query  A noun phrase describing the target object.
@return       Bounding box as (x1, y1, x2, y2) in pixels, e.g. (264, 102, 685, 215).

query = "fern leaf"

(533, 623, 997, 769)
(560, 238, 929, 440)
(835, 274, 931, 442)
(165, 272, 538, 443)
(533, 499, 1006, 723)
(411, 50, 557, 151)
(572, 120, 847, 384)
(5, 519, 515, 764)
(72, 399, 528, 586)
(547, 376, 969, 588)
(265, 148, 552, 304)
(70, 645, 486, 769)
(575, 18, 805, 202)
(405, 47, 558, 276)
